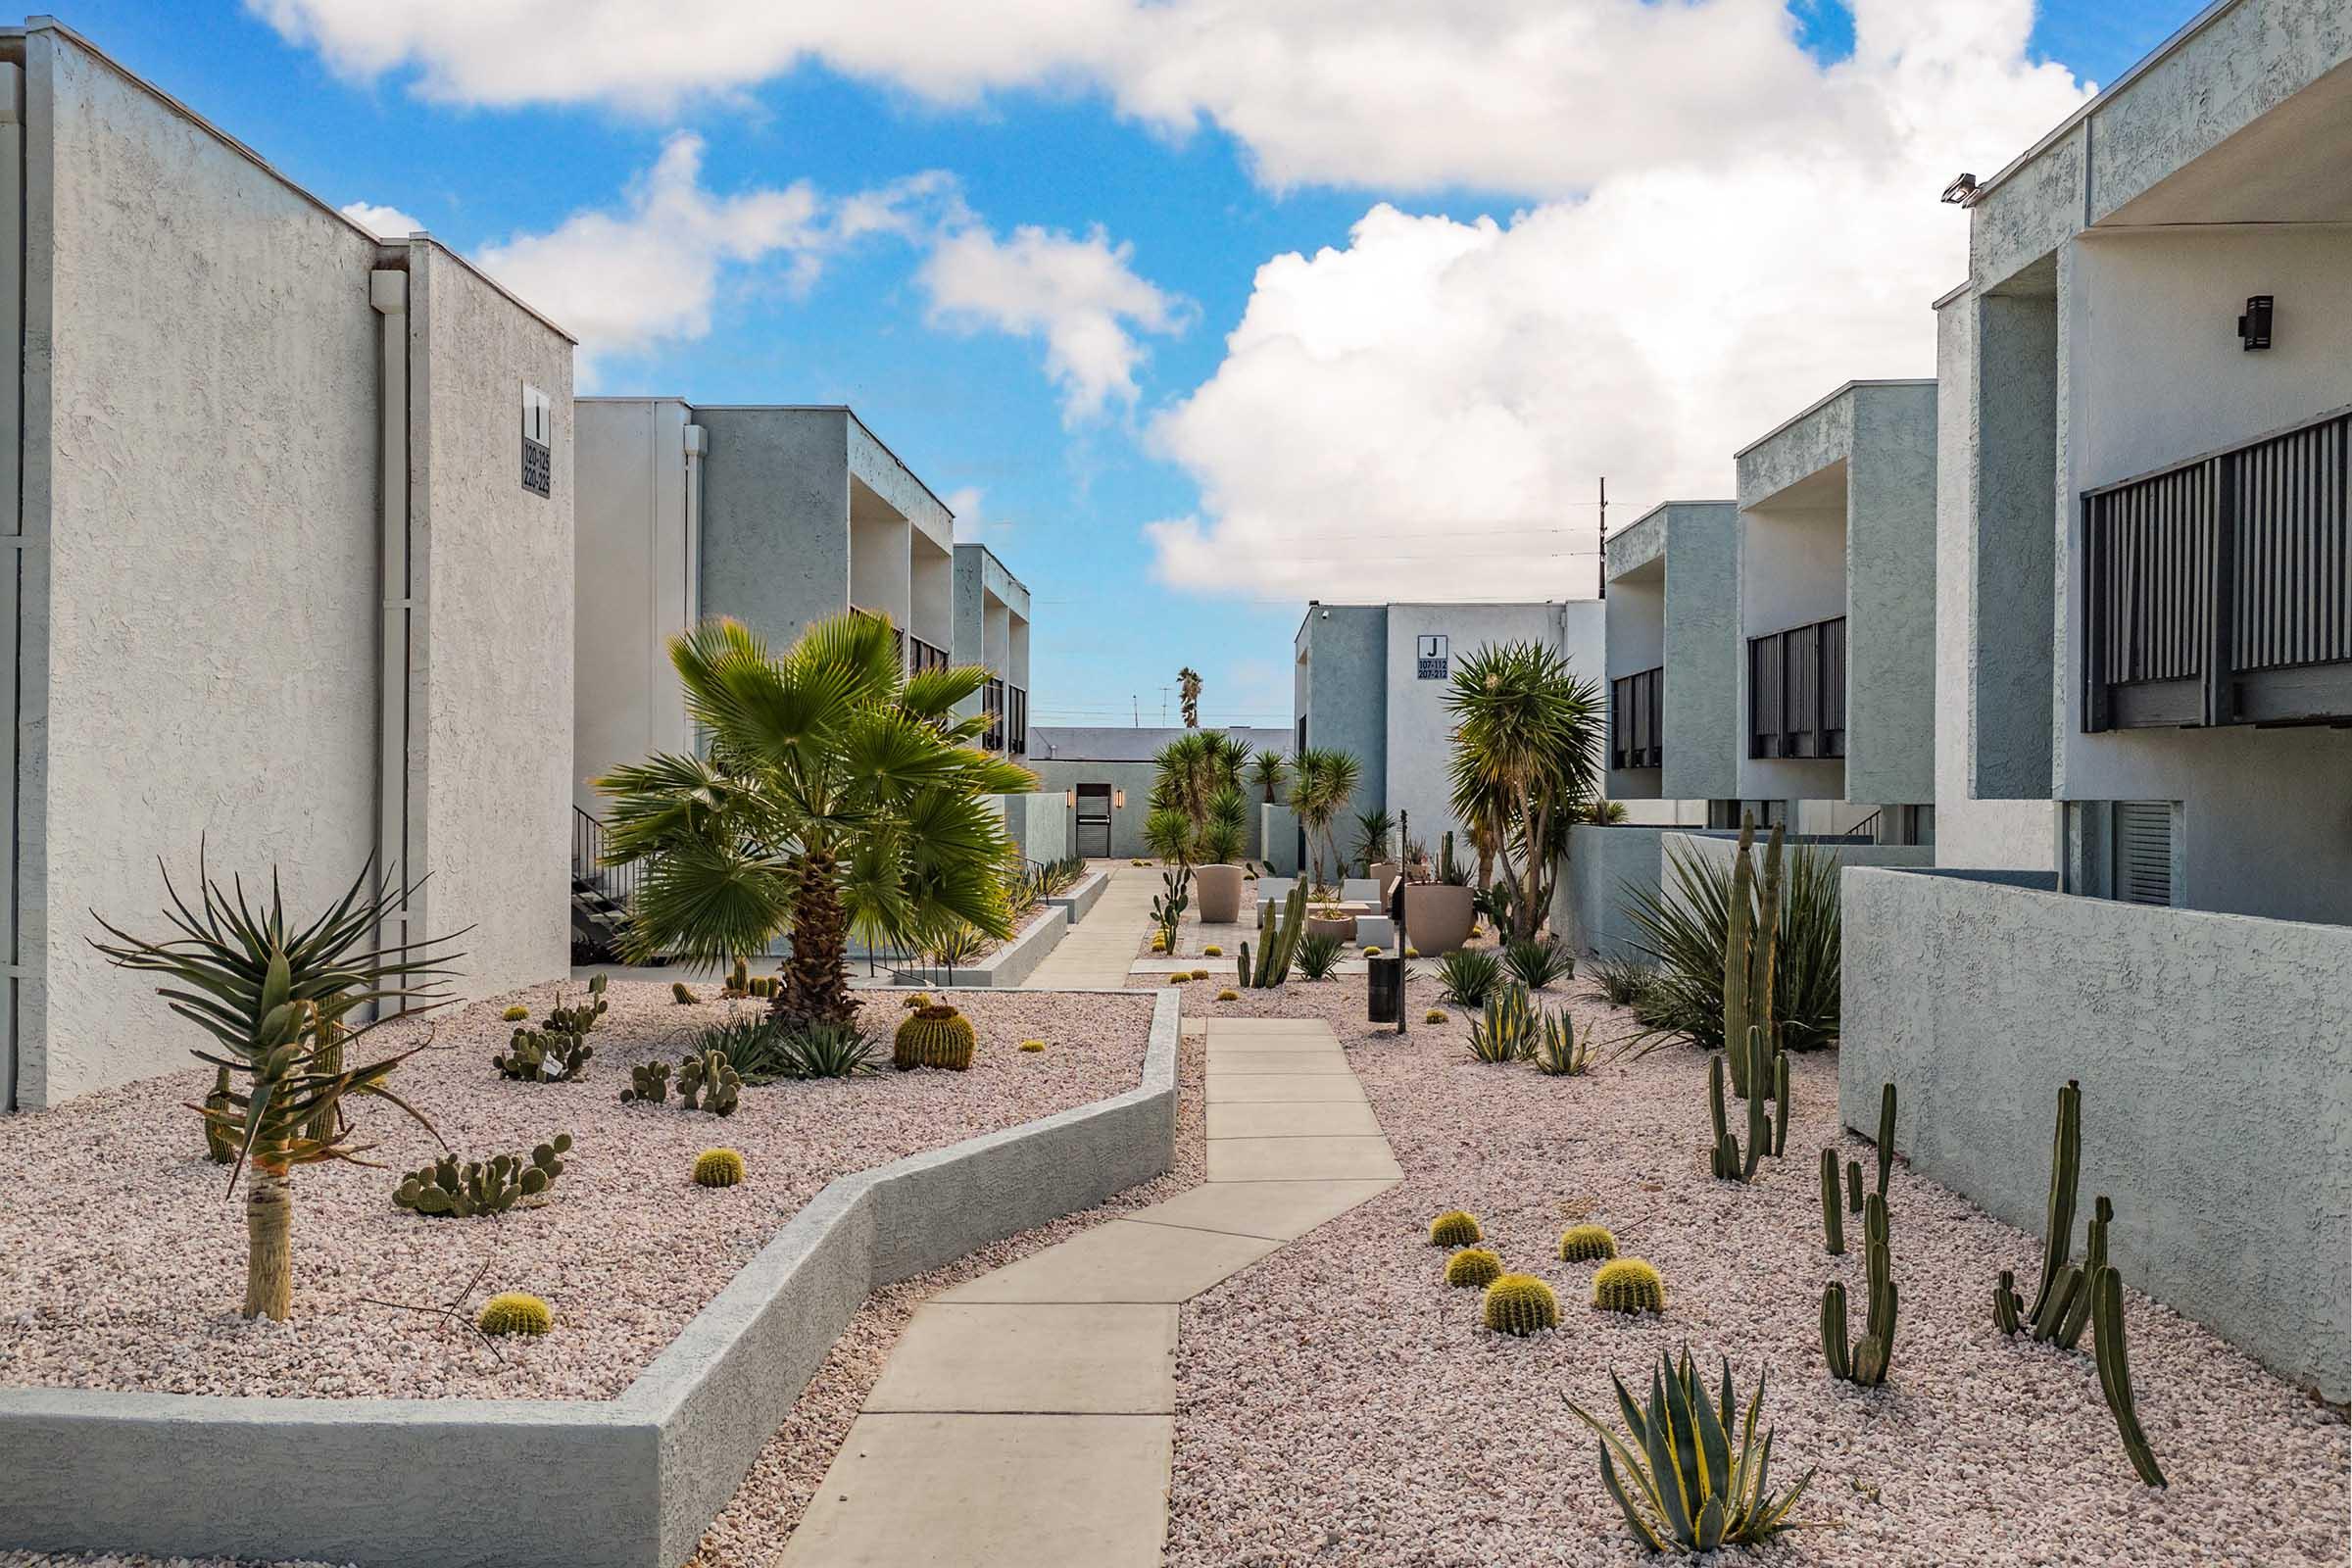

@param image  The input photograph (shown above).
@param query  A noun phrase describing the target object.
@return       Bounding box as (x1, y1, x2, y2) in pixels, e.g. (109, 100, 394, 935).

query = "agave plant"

(1467, 983, 1538, 1063)
(1294, 930, 1345, 980)
(1589, 953, 1658, 1008)
(1621, 841, 1840, 1054)
(692, 1014, 793, 1085)
(927, 922, 993, 981)
(1536, 1008, 1593, 1076)
(1564, 1347, 1815, 1553)
(90, 852, 466, 1320)
(774, 1019, 881, 1079)
(1435, 948, 1502, 1007)
(1503, 937, 1575, 990)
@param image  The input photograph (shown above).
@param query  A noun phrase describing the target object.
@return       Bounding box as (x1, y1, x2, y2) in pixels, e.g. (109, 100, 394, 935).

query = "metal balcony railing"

(2084, 406, 2351, 730)
(1610, 665, 1662, 769)
(907, 635, 950, 676)
(571, 807, 643, 908)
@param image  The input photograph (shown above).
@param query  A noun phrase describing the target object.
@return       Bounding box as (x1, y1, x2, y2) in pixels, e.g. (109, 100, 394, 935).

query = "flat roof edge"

(1733, 378, 1936, 461)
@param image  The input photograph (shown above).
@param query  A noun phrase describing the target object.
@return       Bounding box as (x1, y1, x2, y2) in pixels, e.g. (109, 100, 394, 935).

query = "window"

(1610, 666, 1662, 769)
(1747, 616, 1845, 760)
(2113, 802, 2175, 906)
(1416, 634, 1449, 680)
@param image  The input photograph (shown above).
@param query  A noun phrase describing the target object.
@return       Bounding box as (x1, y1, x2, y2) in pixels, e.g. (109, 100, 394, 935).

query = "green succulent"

(1428, 1209, 1483, 1248)
(894, 1004, 976, 1071)
(1482, 1273, 1560, 1336)
(1503, 938, 1575, 990)
(1445, 1248, 1504, 1288)
(1435, 948, 1502, 1006)
(1559, 1224, 1618, 1262)
(477, 1292, 553, 1337)
(1467, 983, 1538, 1063)
(693, 1148, 746, 1188)
(1536, 1008, 1592, 1076)
(1592, 1257, 1665, 1314)
(393, 1136, 571, 1218)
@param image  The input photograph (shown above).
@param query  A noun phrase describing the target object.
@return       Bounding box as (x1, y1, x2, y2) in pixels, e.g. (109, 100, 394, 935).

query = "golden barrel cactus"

(1428, 1209, 1484, 1248)
(1482, 1274, 1560, 1336)
(894, 1004, 977, 1071)
(1559, 1224, 1619, 1263)
(693, 1148, 747, 1188)
(1592, 1257, 1666, 1314)
(478, 1292, 553, 1336)
(1445, 1248, 1504, 1289)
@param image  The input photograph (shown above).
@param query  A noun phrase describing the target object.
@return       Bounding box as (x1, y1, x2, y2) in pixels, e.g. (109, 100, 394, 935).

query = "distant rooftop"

(1028, 725, 1294, 762)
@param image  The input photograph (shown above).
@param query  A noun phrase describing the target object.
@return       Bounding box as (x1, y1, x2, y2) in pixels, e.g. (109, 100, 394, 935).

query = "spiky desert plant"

(1846, 1159, 1864, 1214)
(1288, 747, 1361, 890)
(91, 852, 464, 1320)
(596, 612, 1029, 1030)
(1993, 1080, 2084, 1340)
(693, 1148, 747, 1189)
(1874, 1081, 1896, 1198)
(1293, 930, 1344, 981)
(477, 1292, 553, 1337)
(1477, 1274, 1557, 1336)
(1352, 807, 1396, 876)
(677, 1050, 742, 1114)
(1559, 1224, 1618, 1262)
(1203, 945, 1223, 956)
(1592, 1257, 1665, 1314)
(1189, 967, 1212, 981)
(1821, 1192, 1898, 1386)
(1707, 1053, 1760, 1183)
(2091, 1264, 2167, 1486)
(1150, 866, 1192, 953)
(1443, 639, 1602, 941)
(1468, 983, 1538, 1063)
(1446, 1248, 1504, 1289)
(1216, 988, 1239, 1001)
(1425, 1008, 1448, 1023)
(1819, 1150, 1844, 1255)
(893, 1004, 976, 1071)
(1250, 749, 1288, 806)
(1535, 1008, 1592, 1076)
(1429, 1210, 1483, 1248)
(1019, 1039, 1047, 1053)
(621, 1059, 671, 1103)
(1435, 948, 1502, 1006)
(1246, 879, 1310, 986)
(1503, 937, 1575, 991)
(684, 1014, 791, 1085)
(671, 982, 699, 1004)
(773, 1019, 881, 1080)
(394, 1136, 571, 1218)
(1564, 1347, 1815, 1551)
(202, 1067, 237, 1164)
(1620, 835, 1840, 1056)
(1588, 954, 1657, 1008)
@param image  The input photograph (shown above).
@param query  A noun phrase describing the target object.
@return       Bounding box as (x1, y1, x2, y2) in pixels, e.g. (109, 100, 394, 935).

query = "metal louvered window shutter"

(2113, 802, 2175, 906)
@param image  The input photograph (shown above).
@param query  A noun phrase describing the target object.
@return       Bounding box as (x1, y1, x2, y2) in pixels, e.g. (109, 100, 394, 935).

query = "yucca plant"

(1351, 807, 1396, 874)
(1467, 983, 1538, 1063)
(1503, 937, 1575, 990)
(1589, 953, 1657, 1008)
(1435, 948, 1503, 1006)
(1294, 930, 1345, 980)
(91, 852, 465, 1320)
(1620, 840, 1840, 1054)
(1563, 1347, 1815, 1553)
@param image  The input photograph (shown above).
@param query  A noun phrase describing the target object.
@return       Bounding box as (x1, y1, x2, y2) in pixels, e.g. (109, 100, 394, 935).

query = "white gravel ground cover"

(1160, 971, 2350, 1567)
(0, 981, 1151, 1403)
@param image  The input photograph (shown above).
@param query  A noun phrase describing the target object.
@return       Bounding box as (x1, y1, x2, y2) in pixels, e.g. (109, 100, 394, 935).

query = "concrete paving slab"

(1204, 1072, 1369, 1103)
(1204, 1017, 1344, 1035)
(1206, 1100, 1384, 1139)
(865, 1303, 1177, 1415)
(941, 1219, 1281, 1304)
(1126, 1179, 1398, 1242)
(1206, 1135, 1405, 1183)
(1201, 1035, 1345, 1054)
(1204, 1051, 1352, 1074)
(779, 1411, 1172, 1567)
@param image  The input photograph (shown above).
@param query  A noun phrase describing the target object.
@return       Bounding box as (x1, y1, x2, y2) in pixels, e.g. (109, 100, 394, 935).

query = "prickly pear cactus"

(621, 1060, 671, 1104)
(477, 1292, 553, 1336)
(1592, 1257, 1666, 1314)
(677, 1050, 742, 1114)
(893, 1005, 977, 1071)
(693, 1148, 747, 1189)
(1428, 1209, 1483, 1248)
(395, 1136, 572, 1218)
(1445, 1248, 1504, 1288)
(1482, 1274, 1560, 1336)
(1557, 1224, 1618, 1262)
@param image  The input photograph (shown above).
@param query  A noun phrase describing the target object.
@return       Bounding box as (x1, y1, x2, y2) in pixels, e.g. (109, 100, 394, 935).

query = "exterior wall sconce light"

(1064, 788, 1077, 808)
(1113, 788, 1126, 809)
(2239, 295, 2273, 351)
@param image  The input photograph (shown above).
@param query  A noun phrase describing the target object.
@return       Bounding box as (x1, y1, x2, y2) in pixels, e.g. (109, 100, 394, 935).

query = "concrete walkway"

(777, 1015, 1399, 1566)
(1019, 863, 1160, 989)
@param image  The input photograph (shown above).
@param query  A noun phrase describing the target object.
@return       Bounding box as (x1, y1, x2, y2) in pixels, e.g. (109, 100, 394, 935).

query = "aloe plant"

(91, 852, 465, 1320)
(1564, 1347, 1814, 1552)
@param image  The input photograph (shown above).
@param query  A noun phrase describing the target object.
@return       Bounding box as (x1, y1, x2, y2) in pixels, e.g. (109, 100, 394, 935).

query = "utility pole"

(1596, 476, 1608, 600)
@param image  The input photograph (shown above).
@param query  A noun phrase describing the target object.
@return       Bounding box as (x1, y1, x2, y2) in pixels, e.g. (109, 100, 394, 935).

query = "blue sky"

(77, 1, 2191, 729)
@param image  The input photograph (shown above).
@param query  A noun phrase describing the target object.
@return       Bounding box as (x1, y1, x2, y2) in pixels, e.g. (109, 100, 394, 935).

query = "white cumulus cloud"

(339, 200, 424, 237)
(920, 223, 1190, 422)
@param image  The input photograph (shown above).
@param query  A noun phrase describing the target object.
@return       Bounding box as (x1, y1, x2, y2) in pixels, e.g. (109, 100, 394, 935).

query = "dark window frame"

(1747, 615, 1846, 760)
(1609, 665, 1663, 769)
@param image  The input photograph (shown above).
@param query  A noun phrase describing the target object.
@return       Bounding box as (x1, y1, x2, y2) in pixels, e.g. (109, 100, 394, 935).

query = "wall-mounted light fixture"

(1064, 788, 1077, 808)
(1113, 788, 1127, 809)
(2238, 295, 2273, 352)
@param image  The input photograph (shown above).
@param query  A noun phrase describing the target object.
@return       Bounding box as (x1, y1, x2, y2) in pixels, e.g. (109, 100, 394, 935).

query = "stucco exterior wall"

(1603, 540, 1664, 801)
(697, 408, 849, 649)
(572, 399, 694, 815)
(1554, 825, 1678, 960)
(1841, 866, 2352, 1400)
(408, 243, 575, 1002)
(1382, 602, 1581, 849)
(15, 29, 387, 1105)
(1297, 603, 1387, 830)
(1643, 502, 1740, 804)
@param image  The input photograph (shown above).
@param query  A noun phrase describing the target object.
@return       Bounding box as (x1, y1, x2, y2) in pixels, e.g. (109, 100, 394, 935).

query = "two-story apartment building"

(954, 542, 1032, 760)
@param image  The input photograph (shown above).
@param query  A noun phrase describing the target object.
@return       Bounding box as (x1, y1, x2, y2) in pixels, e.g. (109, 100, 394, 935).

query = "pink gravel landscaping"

(0, 980, 1152, 1403)
(1153, 970, 2351, 1566)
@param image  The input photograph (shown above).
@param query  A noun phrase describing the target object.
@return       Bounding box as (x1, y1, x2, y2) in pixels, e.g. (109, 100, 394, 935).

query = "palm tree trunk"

(242, 1163, 294, 1321)
(779, 847, 856, 1026)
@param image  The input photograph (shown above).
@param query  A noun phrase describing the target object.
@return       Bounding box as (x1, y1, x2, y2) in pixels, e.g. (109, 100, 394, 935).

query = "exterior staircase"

(571, 808, 644, 960)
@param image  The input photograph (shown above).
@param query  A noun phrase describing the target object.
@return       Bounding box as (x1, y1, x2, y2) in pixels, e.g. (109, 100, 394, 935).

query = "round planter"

(1306, 912, 1358, 944)
(1403, 883, 1476, 954)
(1194, 863, 1245, 924)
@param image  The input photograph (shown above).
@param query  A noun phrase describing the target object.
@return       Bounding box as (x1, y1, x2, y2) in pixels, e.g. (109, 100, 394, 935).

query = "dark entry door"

(1076, 784, 1111, 858)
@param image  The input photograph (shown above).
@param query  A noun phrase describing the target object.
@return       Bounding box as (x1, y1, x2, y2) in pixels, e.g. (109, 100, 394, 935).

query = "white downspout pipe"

(369, 268, 412, 980)
(683, 421, 706, 631)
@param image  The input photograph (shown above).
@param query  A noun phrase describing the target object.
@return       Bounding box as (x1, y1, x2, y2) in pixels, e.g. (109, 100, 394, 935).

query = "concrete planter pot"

(1403, 883, 1476, 954)
(1367, 860, 1400, 896)
(1194, 863, 1245, 924)
(1306, 912, 1357, 944)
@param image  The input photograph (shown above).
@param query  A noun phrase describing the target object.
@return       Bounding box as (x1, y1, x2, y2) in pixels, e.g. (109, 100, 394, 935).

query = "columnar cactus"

(693, 1148, 747, 1188)
(1709, 1053, 1757, 1182)
(677, 1050, 742, 1114)
(1994, 1080, 2082, 1338)
(1558, 1224, 1618, 1262)
(1772, 1049, 1791, 1155)
(2091, 1263, 2167, 1486)
(203, 1066, 238, 1164)
(1723, 815, 1753, 1095)
(1481, 1273, 1560, 1335)
(1428, 1209, 1483, 1248)
(1846, 1159, 1864, 1213)
(1821, 1192, 1897, 1385)
(894, 1004, 977, 1071)
(1445, 1248, 1503, 1288)
(1819, 1149, 1844, 1255)
(477, 1292, 553, 1337)
(672, 982, 699, 1004)
(1592, 1257, 1665, 1314)
(1875, 1082, 1897, 1199)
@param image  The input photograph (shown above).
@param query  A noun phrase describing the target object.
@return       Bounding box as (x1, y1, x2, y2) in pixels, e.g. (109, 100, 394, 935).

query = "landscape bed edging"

(892, 902, 1069, 987)
(0, 988, 1181, 1568)
(1044, 865, 1110, 923)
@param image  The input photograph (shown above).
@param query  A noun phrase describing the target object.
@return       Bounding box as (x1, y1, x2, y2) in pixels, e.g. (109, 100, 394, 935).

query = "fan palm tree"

(597, 612, 1032, 1026)
(1288, 747, 1361, 890)
(1178, 666, 1202, 727)
(1444, 640, 1602, 941)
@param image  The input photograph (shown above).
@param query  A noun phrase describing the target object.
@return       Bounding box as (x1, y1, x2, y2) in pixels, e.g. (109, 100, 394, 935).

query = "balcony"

(979, 679, 1028, 757)
(907, 634, 950, 677)
(1747, 614, 1845, 760)
(1609, 665, 1662, 769)
(850, 605, 905, 667)
(2084, 407, 2351, 731)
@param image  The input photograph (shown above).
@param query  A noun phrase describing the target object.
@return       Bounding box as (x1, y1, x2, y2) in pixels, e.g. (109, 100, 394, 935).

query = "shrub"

(1564, 1348, 1814, 1550)
(1503, 938, 1575, 990)
(1482, 1274, 1560, 1335)
(1558, 1224, 1617, 1262)
(1435, 949, 1502, 1006)
(1428, 1209, 1483, 1248)
(692, 1148, 746, 1188)
(1592, 1257, 1665, 1314)
(501, 1004, 530, 1022)
(1588, 954, 1656, 1008)
(1295, 932, 1344, 980)
(894, 1004, 976, 1071)
(1622, 841, 1840, 1053)
(1445, 1248, 1503, 1288)
(477, 1292, 553, 1337)
(1467, 984, 1538, 1064)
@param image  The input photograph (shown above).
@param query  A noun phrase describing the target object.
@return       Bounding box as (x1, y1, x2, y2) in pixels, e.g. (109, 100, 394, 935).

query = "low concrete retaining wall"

(1841, 867, 2351, 1401)
(0, 990, 1182, 1568)
(893, 905, 1068, 988)
(1555, 824, 1682, 959)
(1664, 830, 1936, 876)
(1045, 867, 1109, 924)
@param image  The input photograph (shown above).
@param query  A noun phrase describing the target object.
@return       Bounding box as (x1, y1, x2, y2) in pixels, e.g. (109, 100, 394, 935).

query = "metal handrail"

(571, 807, 644, 909)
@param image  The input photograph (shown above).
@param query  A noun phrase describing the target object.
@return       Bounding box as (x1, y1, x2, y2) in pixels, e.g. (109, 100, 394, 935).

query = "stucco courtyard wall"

(1841, 866, 2352, 1401)
(1553, 825, 1679, 961)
